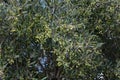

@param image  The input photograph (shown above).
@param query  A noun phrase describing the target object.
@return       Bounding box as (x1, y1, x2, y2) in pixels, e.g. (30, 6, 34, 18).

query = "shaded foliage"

(0, 0, 120, 80)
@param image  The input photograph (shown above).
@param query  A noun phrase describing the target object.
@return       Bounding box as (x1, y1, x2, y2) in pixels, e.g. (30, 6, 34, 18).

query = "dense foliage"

(0, 0, 120, 80)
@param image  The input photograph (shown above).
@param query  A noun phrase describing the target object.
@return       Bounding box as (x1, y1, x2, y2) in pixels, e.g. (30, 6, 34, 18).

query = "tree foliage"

(0, 0, 120, 80)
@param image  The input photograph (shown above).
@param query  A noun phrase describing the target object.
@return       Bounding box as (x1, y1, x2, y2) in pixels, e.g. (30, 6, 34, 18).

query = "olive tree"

(0, 0, 120, 80)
